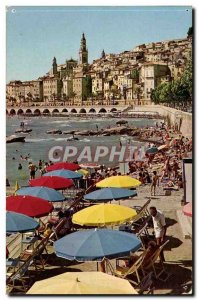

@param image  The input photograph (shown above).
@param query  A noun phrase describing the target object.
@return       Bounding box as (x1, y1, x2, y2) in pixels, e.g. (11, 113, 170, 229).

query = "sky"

(6, 6, 192, 82)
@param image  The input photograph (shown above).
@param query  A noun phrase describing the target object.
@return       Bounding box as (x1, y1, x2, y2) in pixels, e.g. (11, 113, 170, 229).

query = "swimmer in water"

(18, 163, 22, 170)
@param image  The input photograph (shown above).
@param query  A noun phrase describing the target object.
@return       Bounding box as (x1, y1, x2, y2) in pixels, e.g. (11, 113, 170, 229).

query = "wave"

(49, 120, 71, 124)
(59, 124, 72, 127)
(80, 138, 91, 142)
(54, 138, 68, 141)
(25, 138, 55, 142)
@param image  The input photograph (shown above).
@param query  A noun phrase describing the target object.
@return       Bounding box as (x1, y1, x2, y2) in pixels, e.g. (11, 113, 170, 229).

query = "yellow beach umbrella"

(76, 169, 89, 176)
(26, 271, 138, 295)
(96, 175, 141, 189)
(72, 203, 137, 226)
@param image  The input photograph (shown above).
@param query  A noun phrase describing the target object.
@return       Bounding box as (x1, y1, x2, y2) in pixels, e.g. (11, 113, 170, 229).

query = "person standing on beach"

(28, 162, 38, 180)
(149, 207, 166, 261)
(151, 171, 159, 196)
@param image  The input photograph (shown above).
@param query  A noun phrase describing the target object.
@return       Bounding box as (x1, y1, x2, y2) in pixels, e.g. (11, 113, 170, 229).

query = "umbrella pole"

(20, 233, 24, 253)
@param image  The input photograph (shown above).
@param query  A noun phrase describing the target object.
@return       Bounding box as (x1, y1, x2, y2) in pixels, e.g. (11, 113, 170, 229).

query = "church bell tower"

(52, 57, 57, 75)
(79, 33, 88, 64)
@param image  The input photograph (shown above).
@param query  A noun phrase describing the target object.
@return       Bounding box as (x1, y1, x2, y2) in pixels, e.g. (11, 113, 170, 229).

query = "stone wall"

(134, 105, 192, 136)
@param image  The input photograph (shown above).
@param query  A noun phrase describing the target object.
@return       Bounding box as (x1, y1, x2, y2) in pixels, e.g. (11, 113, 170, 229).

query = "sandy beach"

(6, 182, 192, 295)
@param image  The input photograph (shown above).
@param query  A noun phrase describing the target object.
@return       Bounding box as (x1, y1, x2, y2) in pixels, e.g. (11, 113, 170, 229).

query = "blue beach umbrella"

(16, 186, 65, 202)
(84, 187, 137, 202)
(44, 169, 83, 180)
(6, 211, 39, 233)
(54, 229, 141, 262)
(146, 147, 158, 155)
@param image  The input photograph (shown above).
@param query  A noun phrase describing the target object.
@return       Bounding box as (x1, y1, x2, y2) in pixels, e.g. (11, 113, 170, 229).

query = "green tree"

(151, 52, 192, 108)
(131, 69, 139, 80)
(180, 52, 192, 99)
(187, 26, 193, 38)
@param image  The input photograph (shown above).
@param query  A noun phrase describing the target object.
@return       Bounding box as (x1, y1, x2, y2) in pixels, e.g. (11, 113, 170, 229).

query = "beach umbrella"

(54, 228, 141, 261)
(6, 211, 39, 233)
(158, 144, 169, 151)
(26, 271, 138, 295)
(146, 147, 158, 155)
(84, 187, 137, 202)
(46, 162, 80, 172)
(44, 169, 82, 180)
(96, 176, 141, 189)
(29, 176, 73, 190)
(16, 186, 65, 202)
(6, 195, 53, 218)
(77, 169, 89, 176)
(183, 202, 192, 217)
(80, 163, 101, 169)
(72, 204, 137, 227)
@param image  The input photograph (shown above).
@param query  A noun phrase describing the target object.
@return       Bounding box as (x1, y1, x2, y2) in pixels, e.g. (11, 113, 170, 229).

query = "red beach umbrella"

(183, 202, 192, 217)
(6, 195, 53, 218)
(46, 162, 80, 172)
(29, 176, 73, 190)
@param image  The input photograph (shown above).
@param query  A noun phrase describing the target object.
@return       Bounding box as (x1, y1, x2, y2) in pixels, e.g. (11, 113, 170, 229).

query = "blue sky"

(6, 6, 192, 82)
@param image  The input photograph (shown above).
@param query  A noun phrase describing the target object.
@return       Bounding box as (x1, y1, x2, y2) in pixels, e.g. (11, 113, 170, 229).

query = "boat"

(15, 128, 32, 133)
(6, 135, 26, 143)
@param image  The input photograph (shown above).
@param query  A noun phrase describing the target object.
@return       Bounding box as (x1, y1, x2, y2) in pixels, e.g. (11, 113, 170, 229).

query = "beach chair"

(6, 255, 34, 293)
(66, 194, 84, 213)
(137, 272, 155, 294)
(132, 199, 151, 218)
(142, 240, 170, 281)
(48, 218, 67, 242)
(111, 251, 148, 286)
(126, 199, 151, 231)
(19, 237, 49, 270)
(136, 223, 150, 248)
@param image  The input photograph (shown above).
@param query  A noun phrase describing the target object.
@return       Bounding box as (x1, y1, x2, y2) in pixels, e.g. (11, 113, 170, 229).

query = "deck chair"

(142, 240, 170, 281)
(48, 218, 67, 242)
(6, 255, 34, 293)
(133, 199, 151, 216)
(130, 199, 151, 227)
(32, 237, 49, 270)
(112, 251, 148, 286)
(136, 223, 150, 248)
(137, 272, 154, 294)
(19, 237, 49, 270)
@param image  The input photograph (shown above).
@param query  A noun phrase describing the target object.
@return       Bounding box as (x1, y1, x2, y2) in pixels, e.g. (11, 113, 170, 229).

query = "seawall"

(134, 105, 192, 137)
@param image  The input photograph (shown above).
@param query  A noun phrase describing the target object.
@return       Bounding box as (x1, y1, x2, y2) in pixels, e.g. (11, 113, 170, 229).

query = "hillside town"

(6, 33, 192, 107)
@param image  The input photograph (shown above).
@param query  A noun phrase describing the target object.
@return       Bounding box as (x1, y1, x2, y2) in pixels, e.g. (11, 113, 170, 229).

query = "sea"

(6, 116, 160, 186)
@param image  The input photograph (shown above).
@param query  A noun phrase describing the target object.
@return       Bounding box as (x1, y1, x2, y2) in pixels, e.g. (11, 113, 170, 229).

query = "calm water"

(6, 116, 159, 186)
